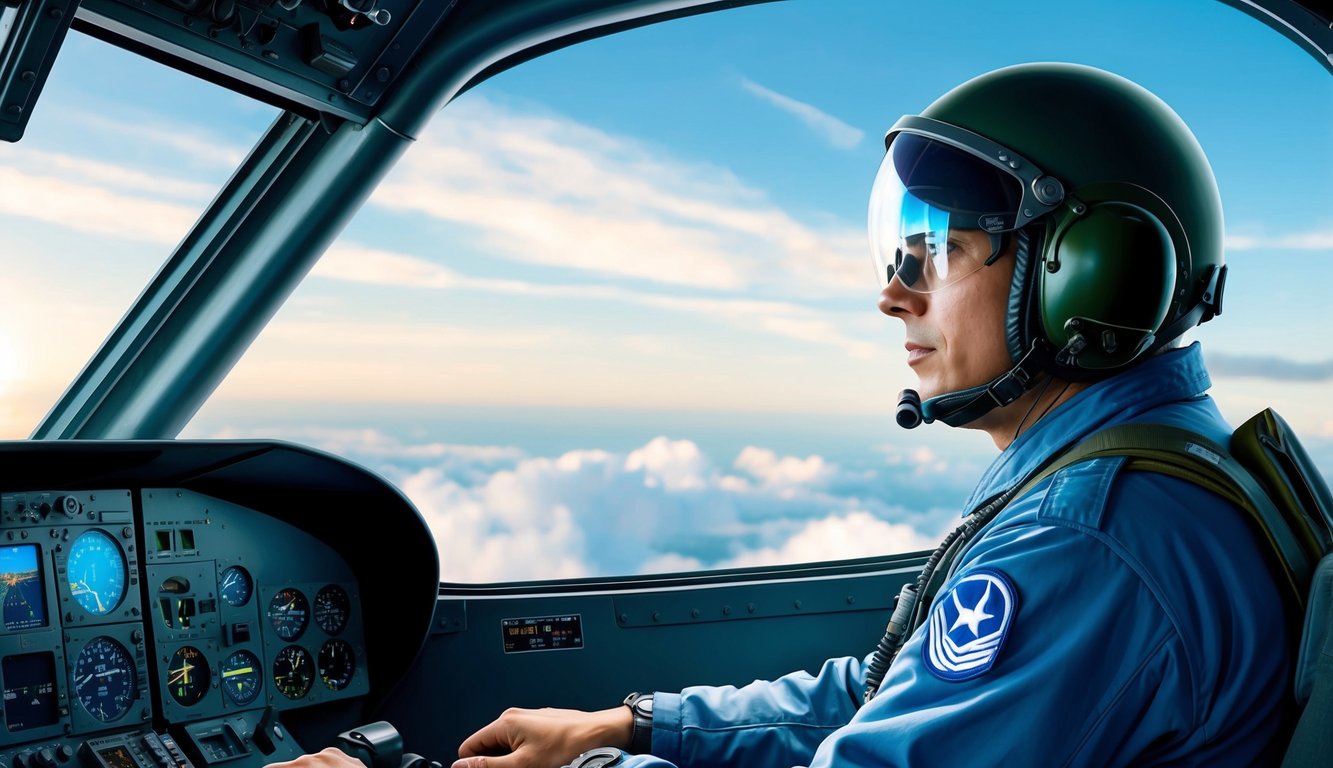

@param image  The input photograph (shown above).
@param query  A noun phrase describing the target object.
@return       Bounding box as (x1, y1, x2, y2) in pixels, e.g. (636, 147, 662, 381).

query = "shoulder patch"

(922, 568, 1018, 682)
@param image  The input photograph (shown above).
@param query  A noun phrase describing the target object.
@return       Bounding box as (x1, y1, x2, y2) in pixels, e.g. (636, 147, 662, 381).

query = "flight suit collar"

(962, 343, 1213, 513)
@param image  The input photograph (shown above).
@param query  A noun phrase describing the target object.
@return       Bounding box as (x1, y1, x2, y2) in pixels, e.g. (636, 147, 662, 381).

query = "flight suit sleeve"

(648, 654, 868, 767)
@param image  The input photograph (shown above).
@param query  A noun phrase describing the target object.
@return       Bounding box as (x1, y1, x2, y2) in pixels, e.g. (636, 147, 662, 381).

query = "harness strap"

(1012, 422, 1310, 609)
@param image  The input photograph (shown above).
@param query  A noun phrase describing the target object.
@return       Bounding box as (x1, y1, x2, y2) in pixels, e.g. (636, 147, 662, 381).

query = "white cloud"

(720, 512, 934, 569)
(402, 468, 591, 583)
(207, 425, 523, 463)
(1226, 230, 1333, 251)
(308, 242, 881, 360)
(734, 446, 832, 490)
(225, 426, 945, 583)
(624, 437, 710, 490)
(739, 78, 865, 150)
(8, 148, 219, 203)
(639, 552, 706, 574)
(368, 95, 869, 295)
(0, 165, 197, 244)
(315, 244, 461, 288)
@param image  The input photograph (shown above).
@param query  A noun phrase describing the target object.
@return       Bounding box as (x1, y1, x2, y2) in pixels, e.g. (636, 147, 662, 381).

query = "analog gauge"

(218, 566, 253, 608)
(219, 649, 263, 706)
(67, 530, 127, 616)
(166, 646, 210, 706)
(73, 636, 136, 722)
(272, 645, 314, 700)
(314, 585, 350, 635)
(267, 588, 309, 641)
(318, 639, 356, 691)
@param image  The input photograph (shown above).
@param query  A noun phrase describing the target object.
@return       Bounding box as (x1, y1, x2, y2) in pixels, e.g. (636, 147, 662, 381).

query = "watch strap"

(622, 692, 653, 754)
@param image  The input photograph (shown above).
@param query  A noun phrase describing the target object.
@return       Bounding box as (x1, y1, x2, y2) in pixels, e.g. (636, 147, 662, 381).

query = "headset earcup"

(1039, 202, 1176, 371)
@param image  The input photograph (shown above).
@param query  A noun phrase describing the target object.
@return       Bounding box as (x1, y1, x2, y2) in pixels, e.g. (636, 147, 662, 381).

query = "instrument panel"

(0, 486, 368, 768)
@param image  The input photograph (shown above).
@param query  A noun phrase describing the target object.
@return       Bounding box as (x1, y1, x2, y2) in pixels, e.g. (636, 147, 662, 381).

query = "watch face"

(626, 692, 652, 716)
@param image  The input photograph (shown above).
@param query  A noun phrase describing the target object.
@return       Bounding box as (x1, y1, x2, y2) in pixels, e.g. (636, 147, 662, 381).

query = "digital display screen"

(3, 652, 58, 732)
(0, 544, 46, 631)
(96, 746, 139, 768)
(502, 615, 584, 654)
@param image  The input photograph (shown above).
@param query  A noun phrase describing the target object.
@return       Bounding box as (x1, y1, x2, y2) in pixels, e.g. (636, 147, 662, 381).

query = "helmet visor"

(869, 121, 1056, 293)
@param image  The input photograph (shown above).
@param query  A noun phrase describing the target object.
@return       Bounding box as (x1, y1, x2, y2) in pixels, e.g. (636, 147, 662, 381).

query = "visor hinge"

(1065, 194, 1087, 217)
(1200, 264, 1227, 322)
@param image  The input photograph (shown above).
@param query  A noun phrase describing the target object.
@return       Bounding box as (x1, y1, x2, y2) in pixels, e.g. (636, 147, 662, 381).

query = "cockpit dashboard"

(0, 441, 437, 768)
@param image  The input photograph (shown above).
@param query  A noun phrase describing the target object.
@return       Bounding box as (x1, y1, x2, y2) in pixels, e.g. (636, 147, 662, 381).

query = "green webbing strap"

(1012, 422, 1312, 610)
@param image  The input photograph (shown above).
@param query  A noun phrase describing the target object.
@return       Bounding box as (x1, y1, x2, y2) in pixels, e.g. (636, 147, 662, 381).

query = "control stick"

(336, 722, 440, 768)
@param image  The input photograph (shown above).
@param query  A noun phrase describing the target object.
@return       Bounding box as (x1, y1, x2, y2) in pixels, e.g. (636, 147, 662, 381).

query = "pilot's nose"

(880, 275, 925, 318)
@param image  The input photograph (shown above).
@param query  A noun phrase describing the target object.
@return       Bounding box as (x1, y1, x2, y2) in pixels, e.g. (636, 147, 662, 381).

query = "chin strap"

(919, 340, 1051, 427)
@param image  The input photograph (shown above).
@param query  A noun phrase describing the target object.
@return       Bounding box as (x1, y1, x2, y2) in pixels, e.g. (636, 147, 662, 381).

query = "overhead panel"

(72, 0, 460, 123)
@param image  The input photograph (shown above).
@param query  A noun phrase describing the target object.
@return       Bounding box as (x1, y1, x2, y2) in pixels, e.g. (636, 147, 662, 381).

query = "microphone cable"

(861, 481, 1026, 704)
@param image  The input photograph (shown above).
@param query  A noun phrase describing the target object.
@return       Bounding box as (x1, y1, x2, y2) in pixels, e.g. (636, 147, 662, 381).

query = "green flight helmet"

(869, 63, 1227, 426)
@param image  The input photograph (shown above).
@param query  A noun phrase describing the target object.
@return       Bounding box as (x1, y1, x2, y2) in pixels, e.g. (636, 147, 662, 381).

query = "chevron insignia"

(922, 568, 1017, 682)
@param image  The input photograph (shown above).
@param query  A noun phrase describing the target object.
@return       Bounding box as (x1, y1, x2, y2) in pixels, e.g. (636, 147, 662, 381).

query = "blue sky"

(2, 0, 1331, 581)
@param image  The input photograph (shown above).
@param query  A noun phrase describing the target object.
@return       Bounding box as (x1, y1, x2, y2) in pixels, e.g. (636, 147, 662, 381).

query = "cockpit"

(1, 0, 1330, 767)
(0, 441, 434, 768)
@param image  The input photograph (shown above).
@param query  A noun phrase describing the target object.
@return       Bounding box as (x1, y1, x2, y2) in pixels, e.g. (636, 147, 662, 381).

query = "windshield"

(0, 34, 278, 437)
(5, 0, 1332, 583)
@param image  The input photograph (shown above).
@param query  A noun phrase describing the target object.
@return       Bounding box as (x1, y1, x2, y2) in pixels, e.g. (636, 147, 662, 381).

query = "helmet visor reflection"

(869, 132, 1025, 292)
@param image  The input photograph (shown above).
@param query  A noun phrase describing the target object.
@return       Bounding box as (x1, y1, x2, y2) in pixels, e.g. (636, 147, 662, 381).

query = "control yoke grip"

(335, 722, 439, 768)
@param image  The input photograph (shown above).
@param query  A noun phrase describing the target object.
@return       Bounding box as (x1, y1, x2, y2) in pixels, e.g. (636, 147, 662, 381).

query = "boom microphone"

(896, 389, 923, 429)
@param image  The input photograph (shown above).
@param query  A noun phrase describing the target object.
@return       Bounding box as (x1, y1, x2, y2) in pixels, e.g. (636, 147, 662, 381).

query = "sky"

(1, 0, 1331, 582)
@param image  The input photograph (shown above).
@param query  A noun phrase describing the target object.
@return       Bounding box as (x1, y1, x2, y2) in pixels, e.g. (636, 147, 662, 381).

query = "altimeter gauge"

(73, 636, 135, 722)
(318, 639, 355, 691)
(272, 645, 314, 699)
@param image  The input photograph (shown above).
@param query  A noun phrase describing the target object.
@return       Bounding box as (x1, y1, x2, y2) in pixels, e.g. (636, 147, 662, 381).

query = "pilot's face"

(879, 229, 1015, 403)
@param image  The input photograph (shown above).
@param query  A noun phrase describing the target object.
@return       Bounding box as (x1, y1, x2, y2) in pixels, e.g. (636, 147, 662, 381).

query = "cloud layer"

(222, 426, 968, 583)
(1207, 352, 1333, 382)
(368, 95, 870, 297)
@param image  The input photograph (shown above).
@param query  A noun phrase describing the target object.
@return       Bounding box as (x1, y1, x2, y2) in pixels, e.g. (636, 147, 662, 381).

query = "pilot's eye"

(945, 238, 974, 261)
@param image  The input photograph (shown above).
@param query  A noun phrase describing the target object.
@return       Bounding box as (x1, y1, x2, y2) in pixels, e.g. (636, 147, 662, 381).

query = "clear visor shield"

(868, 124, 1062, 293)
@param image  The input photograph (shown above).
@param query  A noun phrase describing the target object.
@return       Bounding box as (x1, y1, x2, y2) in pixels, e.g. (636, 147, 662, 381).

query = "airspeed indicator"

(267, 588, 309, 641)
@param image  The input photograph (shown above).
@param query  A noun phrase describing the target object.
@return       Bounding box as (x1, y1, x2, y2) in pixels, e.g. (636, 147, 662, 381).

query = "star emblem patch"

(922, 568, 1017, 681)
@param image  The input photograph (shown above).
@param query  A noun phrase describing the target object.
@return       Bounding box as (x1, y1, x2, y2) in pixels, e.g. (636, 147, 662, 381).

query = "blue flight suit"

(617, 344, 1293, 767)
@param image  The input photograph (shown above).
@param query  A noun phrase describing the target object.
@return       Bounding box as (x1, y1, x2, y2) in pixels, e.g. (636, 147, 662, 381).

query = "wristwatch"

(564, 747, 624, 768)
(622, 692, 654, 754)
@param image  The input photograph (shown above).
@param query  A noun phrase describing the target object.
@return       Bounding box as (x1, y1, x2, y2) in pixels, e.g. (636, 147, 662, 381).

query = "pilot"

(274, 63, 1297, 768)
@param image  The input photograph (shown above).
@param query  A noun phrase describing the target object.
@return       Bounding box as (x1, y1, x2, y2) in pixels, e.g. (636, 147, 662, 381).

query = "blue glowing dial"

(73, 636, 135, 722)
(220, 649, 263, 706)
(218, 566, 253, 608)
(67, 530, 127, 616)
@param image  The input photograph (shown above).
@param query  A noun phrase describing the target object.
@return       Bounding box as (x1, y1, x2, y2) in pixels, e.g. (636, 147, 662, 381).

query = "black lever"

(336, 722, 440, 768)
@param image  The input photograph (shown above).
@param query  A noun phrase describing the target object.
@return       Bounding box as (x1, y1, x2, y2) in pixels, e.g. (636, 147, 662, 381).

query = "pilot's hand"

(266, 747, 367, 768)
(453, 706, 633, 768)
